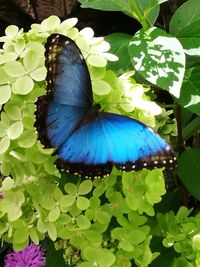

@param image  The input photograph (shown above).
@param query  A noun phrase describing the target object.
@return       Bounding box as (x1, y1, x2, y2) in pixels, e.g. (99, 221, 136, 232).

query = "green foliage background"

(0, 0, 200, 266)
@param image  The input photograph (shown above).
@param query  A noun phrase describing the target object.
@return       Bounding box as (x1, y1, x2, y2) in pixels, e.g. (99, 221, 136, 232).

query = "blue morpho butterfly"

(35, 34, 176, 178)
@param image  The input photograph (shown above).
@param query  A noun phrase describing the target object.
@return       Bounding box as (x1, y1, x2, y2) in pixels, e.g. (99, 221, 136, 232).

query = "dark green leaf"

(78, 0, 159, 25)
(182, 117, 200, 140)
(45, 239, 66, 267)
(178, 148, 200, 200)
(105, 33, 132, 74)
(169, 0, 200, 36)
(178, 67, 200, 116)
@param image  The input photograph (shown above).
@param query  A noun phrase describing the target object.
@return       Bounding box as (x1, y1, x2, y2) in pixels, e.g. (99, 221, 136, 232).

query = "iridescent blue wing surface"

(35, 34, 176, 178)
(57, 112, 176, 178)
(35, 34, 93, 148)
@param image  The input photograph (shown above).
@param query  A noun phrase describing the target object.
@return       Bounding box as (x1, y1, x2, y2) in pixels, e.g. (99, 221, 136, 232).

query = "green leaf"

(126, 191, 139, 211)
(1, 176, 14, 190)
(176, 206, 192, 220)
(119, 240, 133, 252)
(0, 85, 11, 104)
(40, 195, 55, 210)
(26, 41, 45, 57)
(145, 169, 165, 204)
(13, 241, 29, 252)
(29, 228, 39, 244)
(0, 162, 11, 176)
(83, 246, 99, 261)
(48, 206, 60, 222)
(77, 196, 90, 210)
(87, 55, 107, 67)
(0, 122, 6, 137)
(178, 68, 200, 116)
(183, 117, 200, 140)
(169, 0, 200, 36)
(44, 159, 60, 176)
(132, 0, 159, 26)
(79, 0, 132, 11)
(59, 195, 76, 208)
(129, 27, 185, 98)
(13, 227, 29, 244)
(96, 211, 110, 225)
(23, 50, 40, 72)
(64, 183, 77, 195)
(178, 148, 200, 200)
(76, 215, 91, 229)
(172, 16, 200, 56)
(179, 35, 200, 56)
(78, 180, 93, 195)
(4, 61, 26, 77)
(10, 150, 26, 161)
(105, 175, 116, 187)
(4, 104, 21, 121)
(99, 249, 116, 267)
(26, 146, 49, 164)
(7, 121, 23, 140)
(0, 68, 11, 84)
(78, 0, 159, 26)
(8, 206, 22, 221)
(48, 223, 57, 241)
(0, 136, 10, 154)
(89, 196, 100, 210)
(1, 112, 10, 127)
(193, 234, 200, 251)
(12, 76, 34, 95)
(85, 229, 102, 244)
(37, 219, 48, 233)
(53, 187, 63, 201)
(89, 66, 105, 80)
(93, 182, 105, 197)
(92, 80, 112, 95)
(15, 190, 25, 205)
(18, 131, 37, 148)
(23, 116, 35, 130)
(105, 33, 132, 73)
(128, 229, 146, 245)
(30, 67, 47, 81)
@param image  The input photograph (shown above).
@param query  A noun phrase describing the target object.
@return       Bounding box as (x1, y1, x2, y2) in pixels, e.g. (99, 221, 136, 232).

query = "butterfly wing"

(35, 34, 93, 147)
(35, 33, 176, 178)
(57, 112, 176, 178)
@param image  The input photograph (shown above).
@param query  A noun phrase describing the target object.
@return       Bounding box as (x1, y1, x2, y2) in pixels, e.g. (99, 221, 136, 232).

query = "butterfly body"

(35, 34, 176, 178)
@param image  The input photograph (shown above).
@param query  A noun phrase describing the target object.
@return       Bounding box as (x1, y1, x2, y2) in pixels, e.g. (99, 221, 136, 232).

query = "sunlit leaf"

(0, 85, 11, 105)
(129, 27, 185, 98)
(7, 121, 23, 140)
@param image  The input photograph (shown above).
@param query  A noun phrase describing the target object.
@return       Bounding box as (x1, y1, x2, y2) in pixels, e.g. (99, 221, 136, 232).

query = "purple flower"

(4, 243, 45, 267)
(0, 193, 3, 199)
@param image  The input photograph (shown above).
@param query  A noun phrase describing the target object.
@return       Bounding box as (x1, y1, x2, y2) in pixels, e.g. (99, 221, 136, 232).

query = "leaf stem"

(130, 0, 150, 30)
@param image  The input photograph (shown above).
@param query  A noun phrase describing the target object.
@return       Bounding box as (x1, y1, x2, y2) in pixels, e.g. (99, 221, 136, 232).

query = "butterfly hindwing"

(57, 112, 175, 177)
